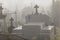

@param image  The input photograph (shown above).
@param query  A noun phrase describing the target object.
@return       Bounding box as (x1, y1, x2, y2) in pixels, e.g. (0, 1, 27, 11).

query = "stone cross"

(34, 5, 39, 14)
(8, 17, 14, 33)
(10, 17, 14, 26)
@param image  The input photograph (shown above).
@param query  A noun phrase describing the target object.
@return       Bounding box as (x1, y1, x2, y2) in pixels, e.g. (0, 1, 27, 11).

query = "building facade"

(0, 3, 8, 33)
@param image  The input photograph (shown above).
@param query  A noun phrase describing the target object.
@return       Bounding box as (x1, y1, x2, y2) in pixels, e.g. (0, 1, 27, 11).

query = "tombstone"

(8, 17, 14, 33)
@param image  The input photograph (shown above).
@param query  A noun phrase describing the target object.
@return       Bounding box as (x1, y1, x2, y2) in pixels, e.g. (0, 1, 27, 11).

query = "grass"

(56, 27, 60, 40)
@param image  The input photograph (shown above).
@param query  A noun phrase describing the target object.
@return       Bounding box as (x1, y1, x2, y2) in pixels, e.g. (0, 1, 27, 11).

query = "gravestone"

(8, 17, 14, 33)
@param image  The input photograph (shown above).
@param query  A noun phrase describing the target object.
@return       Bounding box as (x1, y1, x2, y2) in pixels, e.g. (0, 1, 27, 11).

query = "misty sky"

(0, 0, 52, 12)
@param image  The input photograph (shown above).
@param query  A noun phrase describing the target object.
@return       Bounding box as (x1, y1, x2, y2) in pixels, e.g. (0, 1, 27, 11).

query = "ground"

(0, 33, 28, 40)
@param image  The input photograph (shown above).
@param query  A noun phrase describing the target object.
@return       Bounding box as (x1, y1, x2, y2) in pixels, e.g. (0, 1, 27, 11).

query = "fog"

(0, 0, 52, 12)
